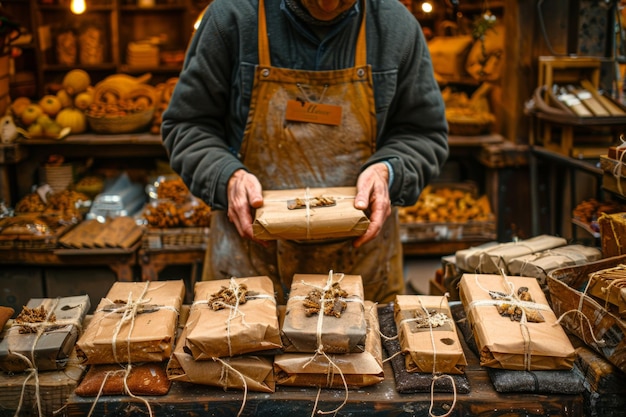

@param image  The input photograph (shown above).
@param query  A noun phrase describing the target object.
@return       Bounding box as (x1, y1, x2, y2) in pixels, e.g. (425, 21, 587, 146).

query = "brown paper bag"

(76, 280, 185, 364)
(394, 295, 467, 375)
(281, 273, 367, 353)
(459, 273, 575, 371)
(274, 301, 383, 388)
(167, 326, 275, 392)
(0, 295, 90, 372)
(252, 187, 369, 241)
(184, 276, 282, 359)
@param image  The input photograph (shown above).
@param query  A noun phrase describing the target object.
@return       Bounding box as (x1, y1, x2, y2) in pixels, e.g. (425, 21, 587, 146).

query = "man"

(162, 0, 448, 303)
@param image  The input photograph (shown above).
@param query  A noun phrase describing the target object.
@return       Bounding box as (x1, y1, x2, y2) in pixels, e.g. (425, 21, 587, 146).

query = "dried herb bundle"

(411, 310, 451, 328)
(208, 284, 249, 311)
(303, 282, 348, 318)
(287, 195, 335, 210)
(15, 305, 56, 333)
(490, 286, 545, 323)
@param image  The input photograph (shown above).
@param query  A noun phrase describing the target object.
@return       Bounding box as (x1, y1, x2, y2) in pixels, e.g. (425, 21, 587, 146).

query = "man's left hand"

(353, 162, 391, 248)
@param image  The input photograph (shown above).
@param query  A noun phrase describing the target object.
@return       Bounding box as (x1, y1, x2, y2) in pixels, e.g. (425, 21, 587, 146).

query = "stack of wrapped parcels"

(166, 276, 281, 392)
(0, 296, 90, 415)
(74, 280, 185, 398)
(453, 235, 601, 289)
(274, 272, 384, 390)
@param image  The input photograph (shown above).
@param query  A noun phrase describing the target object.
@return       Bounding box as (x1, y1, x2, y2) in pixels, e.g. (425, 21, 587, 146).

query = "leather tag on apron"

(285, 99, 342, 126)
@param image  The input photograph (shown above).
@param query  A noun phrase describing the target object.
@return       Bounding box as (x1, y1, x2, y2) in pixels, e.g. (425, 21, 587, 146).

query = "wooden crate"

(532, 56, 624, 158)
(547, 255, 626, 374)
(538, 56, 601, 91)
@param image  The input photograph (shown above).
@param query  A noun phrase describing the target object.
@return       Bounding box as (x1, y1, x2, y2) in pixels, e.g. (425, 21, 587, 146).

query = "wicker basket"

(547, 254, 626, 373)
(86, 108, 155, 134)
(142, 226, 209, 250)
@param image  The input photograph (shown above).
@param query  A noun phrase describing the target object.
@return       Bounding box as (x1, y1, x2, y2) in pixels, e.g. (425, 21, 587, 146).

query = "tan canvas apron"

(204, 0, 403, 303)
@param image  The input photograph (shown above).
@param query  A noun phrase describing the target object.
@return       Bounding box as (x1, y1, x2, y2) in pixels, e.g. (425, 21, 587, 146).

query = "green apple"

(27, 123, 43, 137)
(43, 121, 62, 138)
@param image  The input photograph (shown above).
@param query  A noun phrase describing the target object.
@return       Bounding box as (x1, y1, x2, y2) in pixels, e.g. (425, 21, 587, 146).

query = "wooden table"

(0, 244, 138, 282)
(65, 313, 584, 417)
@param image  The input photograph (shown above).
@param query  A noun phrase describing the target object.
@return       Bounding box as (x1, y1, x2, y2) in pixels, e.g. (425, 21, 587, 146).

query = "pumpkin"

(55, 107, 87, 134)
(62, 69, 91, 96)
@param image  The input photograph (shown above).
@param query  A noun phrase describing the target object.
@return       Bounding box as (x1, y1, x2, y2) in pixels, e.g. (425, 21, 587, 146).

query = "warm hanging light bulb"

(193, 6, 208, 32)
(421, 1, 433, 13)
(70, 0, 86, 15)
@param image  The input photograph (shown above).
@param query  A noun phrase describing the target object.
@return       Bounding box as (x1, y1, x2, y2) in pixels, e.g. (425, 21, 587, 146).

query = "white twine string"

(213, 357, 248, 417)
(305, 187, 312, 240)
(591, 264, 626, 310)
(554, 271, 606, 347)
(10, 298, 66, 417)
(86, 369, 124, 417)
(301, 271, 350, 416)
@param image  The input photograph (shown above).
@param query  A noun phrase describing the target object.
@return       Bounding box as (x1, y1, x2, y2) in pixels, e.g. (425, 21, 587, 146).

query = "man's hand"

(353, 162, 391, 248)
(227, 169, 264, 240)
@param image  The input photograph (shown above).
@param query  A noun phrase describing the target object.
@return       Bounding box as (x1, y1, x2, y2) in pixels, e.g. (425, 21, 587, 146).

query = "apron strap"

(258, 0, 368, 68)
(354, 0, 367, 67)
(258, 0, 271, 67)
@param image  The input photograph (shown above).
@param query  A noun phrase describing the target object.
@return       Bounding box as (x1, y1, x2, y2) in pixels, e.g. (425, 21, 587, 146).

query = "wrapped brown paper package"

(74, 361, 171, 396)
(252, 187, 369, 241)
(274, 301, 383, 388)
(378, 303, 471, 394)
(76, 280, 185, 364)
(0, 349, 85, 416)
(459, 273, 576, 371)
(394, 295, 467, 375)
(451, 302, 584, 395)
(185, 276, 281, 359)
(281, 273, 366, 353)
(0, 295, 90, 372)
(456, 235, 567, 274)
(454, 241, 500, 272)
(599, 212, 626, 257)
(167, 326, 275, 392)
(507, 245, 602, 285)
(586, 264, 626, 318)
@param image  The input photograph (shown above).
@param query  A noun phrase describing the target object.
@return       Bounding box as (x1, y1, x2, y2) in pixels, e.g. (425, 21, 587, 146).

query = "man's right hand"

(227, 169, 264, 240)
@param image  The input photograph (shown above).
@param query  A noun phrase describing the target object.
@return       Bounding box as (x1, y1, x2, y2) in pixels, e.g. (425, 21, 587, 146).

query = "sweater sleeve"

(161, 5, 247, 210)
(363, 12, 449, 207)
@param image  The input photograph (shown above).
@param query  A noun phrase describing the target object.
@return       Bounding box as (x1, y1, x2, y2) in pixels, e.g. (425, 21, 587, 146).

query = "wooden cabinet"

(4, 0, 208, 98)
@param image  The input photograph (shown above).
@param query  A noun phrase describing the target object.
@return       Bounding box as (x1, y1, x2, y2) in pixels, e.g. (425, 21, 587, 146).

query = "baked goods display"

(141, 176, 211, 228)
(399, 184, 492, 224)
